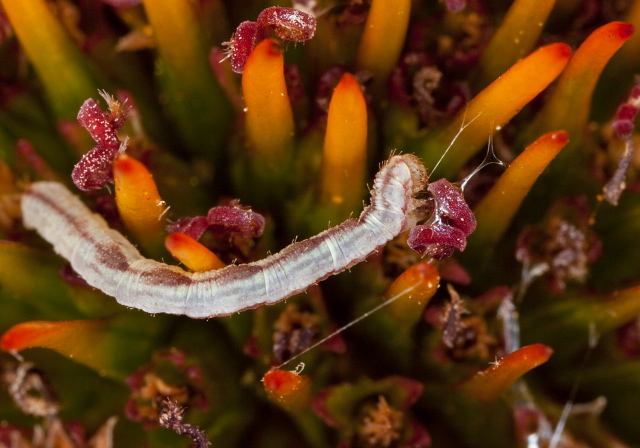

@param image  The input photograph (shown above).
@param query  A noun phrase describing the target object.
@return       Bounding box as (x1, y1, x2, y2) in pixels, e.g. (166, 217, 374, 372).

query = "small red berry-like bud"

(612, 119, 634, 139)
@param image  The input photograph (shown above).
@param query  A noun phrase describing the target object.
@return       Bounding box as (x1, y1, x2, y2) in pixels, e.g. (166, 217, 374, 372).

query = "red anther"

(71, 144, 118, 191)
(225, 21, 260, 74)
(408, 224, 467, 260)
(207, 205, 265, 238)
(257, 6, 317, 43)
(167, 216, 210, 241)
(77, 98, 120, 149)
(428, 179, 477, 236)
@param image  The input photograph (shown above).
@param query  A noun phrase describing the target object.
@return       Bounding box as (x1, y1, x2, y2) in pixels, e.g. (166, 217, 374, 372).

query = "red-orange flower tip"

(262, 368, 312, 413)
(1, 320, 103, 353)
(0, 322, 43, 352)
(338, 72, 360, 91)
(549, 130, 569, 144)
(614, 22, 635, 39)
(553, 42, 573, 59)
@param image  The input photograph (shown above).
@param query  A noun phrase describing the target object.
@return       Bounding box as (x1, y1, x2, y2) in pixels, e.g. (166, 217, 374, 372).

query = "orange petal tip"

(1, 320, 103, 353)
(112, 155, 137, 176)
(384, 262, 440, 302)
(262, 368, 312, 413)
(0, 323, 40, 352)
(614, 22, 635, 39)
(459, 344, 553, 402)
(548, 130, 569, 144)
(337, 72, 360, 90)
(552, 42, 573, 60)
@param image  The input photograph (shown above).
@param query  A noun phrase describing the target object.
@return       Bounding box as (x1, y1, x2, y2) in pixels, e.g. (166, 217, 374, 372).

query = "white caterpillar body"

(21, 155, 427, 318)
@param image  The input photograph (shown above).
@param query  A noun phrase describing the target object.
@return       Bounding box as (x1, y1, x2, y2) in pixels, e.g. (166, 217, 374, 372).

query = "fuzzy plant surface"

(1, 0, 640, 447)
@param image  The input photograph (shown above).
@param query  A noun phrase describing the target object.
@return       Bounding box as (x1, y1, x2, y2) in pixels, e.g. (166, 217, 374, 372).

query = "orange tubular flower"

(262, 368, 312, 414)
(382, 262, 440, 328)
(1, 319, 105, 353)
(356, 0, 411, 88)
(141, 0, 231, 157)
(165, 232, 226, 272)
(242, 38, 295, 171)
(526, 22, 634, 152)
(458, 344, 553, 402)
(475, 0, 557, 88)
(470, 131, 570, 254)
(1, 316, 162, 381)
(320, 73, 368, 213)
(0, 0, 101, 120)
(113, 154, 166, 245)
(1, 319, 112, 377)
(417, 43, 572, 177)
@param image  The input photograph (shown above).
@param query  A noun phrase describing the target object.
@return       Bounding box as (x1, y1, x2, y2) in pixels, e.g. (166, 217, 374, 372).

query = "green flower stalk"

(473, 0, 557, 89)
(1, 1, 640, 447)
(0, 0, 105, 121)
(355, 0, 411, 90)
(142, 0, 232, 159)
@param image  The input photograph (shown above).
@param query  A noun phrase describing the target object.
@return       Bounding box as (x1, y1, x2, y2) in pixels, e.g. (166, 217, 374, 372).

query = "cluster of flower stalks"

(2, 0, 640, 447)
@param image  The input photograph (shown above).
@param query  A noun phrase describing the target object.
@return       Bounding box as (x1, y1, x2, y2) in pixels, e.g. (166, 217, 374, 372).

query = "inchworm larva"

(21, 155, 428, 318)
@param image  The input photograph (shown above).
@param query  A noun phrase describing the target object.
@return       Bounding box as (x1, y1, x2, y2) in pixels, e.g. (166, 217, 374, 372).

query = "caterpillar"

(21, 154, 428, 318)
